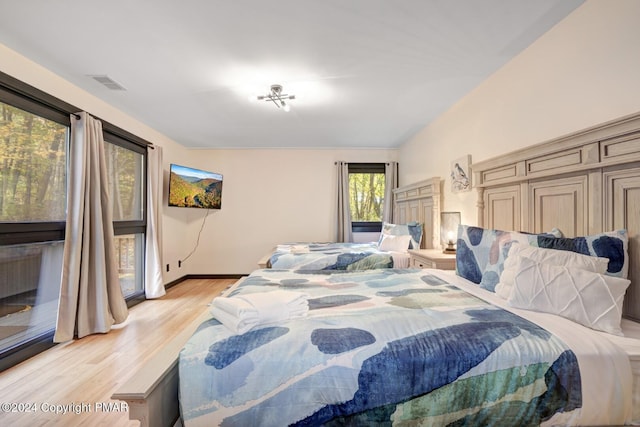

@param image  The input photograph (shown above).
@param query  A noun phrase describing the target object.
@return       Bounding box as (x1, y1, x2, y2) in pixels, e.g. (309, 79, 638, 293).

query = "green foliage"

(0, 102, 67, 221)
(1, 102, 143, 223)
(104, 142, 142, 221)
(349, 172, 385, 221)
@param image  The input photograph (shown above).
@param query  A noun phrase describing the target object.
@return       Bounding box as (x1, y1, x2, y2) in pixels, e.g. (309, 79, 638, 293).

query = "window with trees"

(104, 135, 145, 297)
(348, 163, 386, 232)
(0, 99, 68, 367)
(0, 72, 148, 370)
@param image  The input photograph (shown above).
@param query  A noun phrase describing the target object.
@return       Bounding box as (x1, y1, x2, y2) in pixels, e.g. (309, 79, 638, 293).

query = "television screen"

(168, 164, 223, 209)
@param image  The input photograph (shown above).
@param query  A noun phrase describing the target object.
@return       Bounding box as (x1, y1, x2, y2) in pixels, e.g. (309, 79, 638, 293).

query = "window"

(0, 71, 149, 371)
(0, 104, 67, 223)
(113, 233, 144, 297)
(348, 163, 386, 232)
(0, 94, 69, 369)
(104, 136, 146, 298)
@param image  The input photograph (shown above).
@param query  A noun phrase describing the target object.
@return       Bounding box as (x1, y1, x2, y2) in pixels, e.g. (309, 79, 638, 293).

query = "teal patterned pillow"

(378, 222, 423, 250)
(456, 225, 563, 291)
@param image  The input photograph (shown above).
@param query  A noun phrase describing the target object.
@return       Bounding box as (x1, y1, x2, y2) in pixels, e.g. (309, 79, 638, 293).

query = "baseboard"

(185, 274, 246, 280)
(165, 274, 246, 291)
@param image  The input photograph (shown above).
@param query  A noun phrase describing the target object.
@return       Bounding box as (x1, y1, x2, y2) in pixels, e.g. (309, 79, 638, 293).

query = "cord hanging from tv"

(168, 164, 223, 209)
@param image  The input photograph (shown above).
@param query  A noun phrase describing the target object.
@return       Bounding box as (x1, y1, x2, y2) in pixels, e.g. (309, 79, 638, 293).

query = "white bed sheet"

(433, 269, 634, 425)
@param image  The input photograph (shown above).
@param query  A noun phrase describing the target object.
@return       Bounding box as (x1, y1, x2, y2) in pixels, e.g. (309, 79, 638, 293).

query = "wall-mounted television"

(168, 164, 223, 209)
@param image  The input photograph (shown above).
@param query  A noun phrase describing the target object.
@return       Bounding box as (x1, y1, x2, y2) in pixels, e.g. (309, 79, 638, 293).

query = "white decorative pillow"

(378, 234, 412, 252)
(507, 256, 630, 336)
(495, 243, 610, 299)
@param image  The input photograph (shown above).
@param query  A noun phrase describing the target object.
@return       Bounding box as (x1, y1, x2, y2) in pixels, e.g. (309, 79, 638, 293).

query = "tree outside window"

(348, 163, 386, 232)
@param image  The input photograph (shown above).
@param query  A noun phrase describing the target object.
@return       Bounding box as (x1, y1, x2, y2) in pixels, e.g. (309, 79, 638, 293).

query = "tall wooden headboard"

(392, 177, 442, 250)
(472, 112, 640, 321)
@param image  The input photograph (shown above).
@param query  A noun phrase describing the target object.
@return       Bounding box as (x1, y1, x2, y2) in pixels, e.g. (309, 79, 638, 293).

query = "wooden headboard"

(392, 177, 442, 250)
(472, 112, 640, 321)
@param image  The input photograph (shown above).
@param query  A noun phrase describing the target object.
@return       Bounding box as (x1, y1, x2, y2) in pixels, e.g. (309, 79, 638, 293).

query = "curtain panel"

(54, 112, 128, 343)
(383, 161, 398, 223)
(336, 161, 352, 243)
(145, 145, 165, 298)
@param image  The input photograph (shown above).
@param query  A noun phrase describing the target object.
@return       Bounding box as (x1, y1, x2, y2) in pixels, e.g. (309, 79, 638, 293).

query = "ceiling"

(0, 0, 583, 149)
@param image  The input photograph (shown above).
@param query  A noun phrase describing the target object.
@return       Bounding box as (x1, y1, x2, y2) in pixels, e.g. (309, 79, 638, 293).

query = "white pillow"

(506, 256, 630, 336)
(495, 243, 610, 300)
(378, 234, 411, 252)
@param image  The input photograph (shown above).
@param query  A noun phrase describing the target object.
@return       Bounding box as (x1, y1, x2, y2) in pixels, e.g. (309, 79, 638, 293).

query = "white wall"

(178, 148, 397, 274)
(398, 0, 640, 226)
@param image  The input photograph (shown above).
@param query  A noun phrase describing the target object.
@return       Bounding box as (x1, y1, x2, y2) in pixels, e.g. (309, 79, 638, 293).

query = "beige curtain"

(383, 161, 398, 223)
(336, 161, 352, 242)
(54, 112, 128, 343)
(105, 143, 124, 220)
(145, 145, 165, 298)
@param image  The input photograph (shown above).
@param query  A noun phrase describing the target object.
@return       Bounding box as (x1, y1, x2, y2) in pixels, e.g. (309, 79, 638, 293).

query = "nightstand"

(408, 249, 456, 270)
(257, 249, 274, 269)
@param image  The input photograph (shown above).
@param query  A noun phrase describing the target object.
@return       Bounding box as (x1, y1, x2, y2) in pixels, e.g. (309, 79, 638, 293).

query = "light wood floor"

(0, 278, 236, 426)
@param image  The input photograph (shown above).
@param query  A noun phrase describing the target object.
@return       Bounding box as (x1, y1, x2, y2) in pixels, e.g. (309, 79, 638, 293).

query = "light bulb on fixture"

(440, 211, 461, 254)
(255, 84, 295, 111)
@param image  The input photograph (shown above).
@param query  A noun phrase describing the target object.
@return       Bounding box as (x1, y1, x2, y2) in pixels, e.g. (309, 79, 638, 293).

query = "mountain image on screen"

(169, 164, 223, 209)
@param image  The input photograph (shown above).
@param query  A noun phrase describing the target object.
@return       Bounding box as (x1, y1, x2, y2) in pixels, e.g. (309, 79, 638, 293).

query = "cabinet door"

(406, 200, 420, 223)
(419, 197, 435, 249)
(395, 201, 407, 225)
(528, 175, 588, 237)
(604, 165, 640, 321)
(484, 185, 521, 231)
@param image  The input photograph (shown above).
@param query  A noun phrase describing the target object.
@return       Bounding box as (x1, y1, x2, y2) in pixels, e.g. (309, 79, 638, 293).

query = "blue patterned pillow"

(378, 222, 423, 250)
(456, 225, 563, 291)
(535, 230, 628, 278)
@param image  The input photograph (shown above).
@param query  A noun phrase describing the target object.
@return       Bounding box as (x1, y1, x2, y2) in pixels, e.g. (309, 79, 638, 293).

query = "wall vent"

(88, 75, 126, 91)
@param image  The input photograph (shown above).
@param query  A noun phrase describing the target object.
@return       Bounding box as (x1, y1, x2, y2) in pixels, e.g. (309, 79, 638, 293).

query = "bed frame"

(392, 176, 442, 249)
(113, 112, 640, 426)
(111, 308, 211, 427)
(471, 111, 640, 322)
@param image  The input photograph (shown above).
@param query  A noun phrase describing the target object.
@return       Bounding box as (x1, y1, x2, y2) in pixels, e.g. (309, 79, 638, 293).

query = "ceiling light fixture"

(256, 84, 295, 112)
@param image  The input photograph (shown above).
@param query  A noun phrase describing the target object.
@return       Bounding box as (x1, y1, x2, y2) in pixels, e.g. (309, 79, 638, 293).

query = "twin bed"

(113, 112, 640, 426)
(263, 179, 442, 273)
(264, 242, 404, 270)
(264, 229, 420, 271)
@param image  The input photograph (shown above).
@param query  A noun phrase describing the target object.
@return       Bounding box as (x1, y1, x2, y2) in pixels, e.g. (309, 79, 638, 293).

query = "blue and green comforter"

(179, 269, 582, 426)
(267, 243, 395, 271)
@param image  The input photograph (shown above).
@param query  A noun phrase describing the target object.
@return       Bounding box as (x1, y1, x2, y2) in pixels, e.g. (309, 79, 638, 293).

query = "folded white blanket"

(290, 245, 310, 254)
(276, 244, 310, 254)
(211, 290, 309, 334)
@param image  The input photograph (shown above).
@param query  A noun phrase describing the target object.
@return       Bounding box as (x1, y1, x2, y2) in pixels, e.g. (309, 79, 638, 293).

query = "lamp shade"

(440, 212, 461, 252)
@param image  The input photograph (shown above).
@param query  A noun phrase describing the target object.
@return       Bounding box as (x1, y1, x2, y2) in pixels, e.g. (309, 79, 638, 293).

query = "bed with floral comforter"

(179, 268, 631, 426)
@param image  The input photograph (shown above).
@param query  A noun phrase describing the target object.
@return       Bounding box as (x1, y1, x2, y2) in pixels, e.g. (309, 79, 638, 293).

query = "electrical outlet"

(166, 263, 170, 272)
